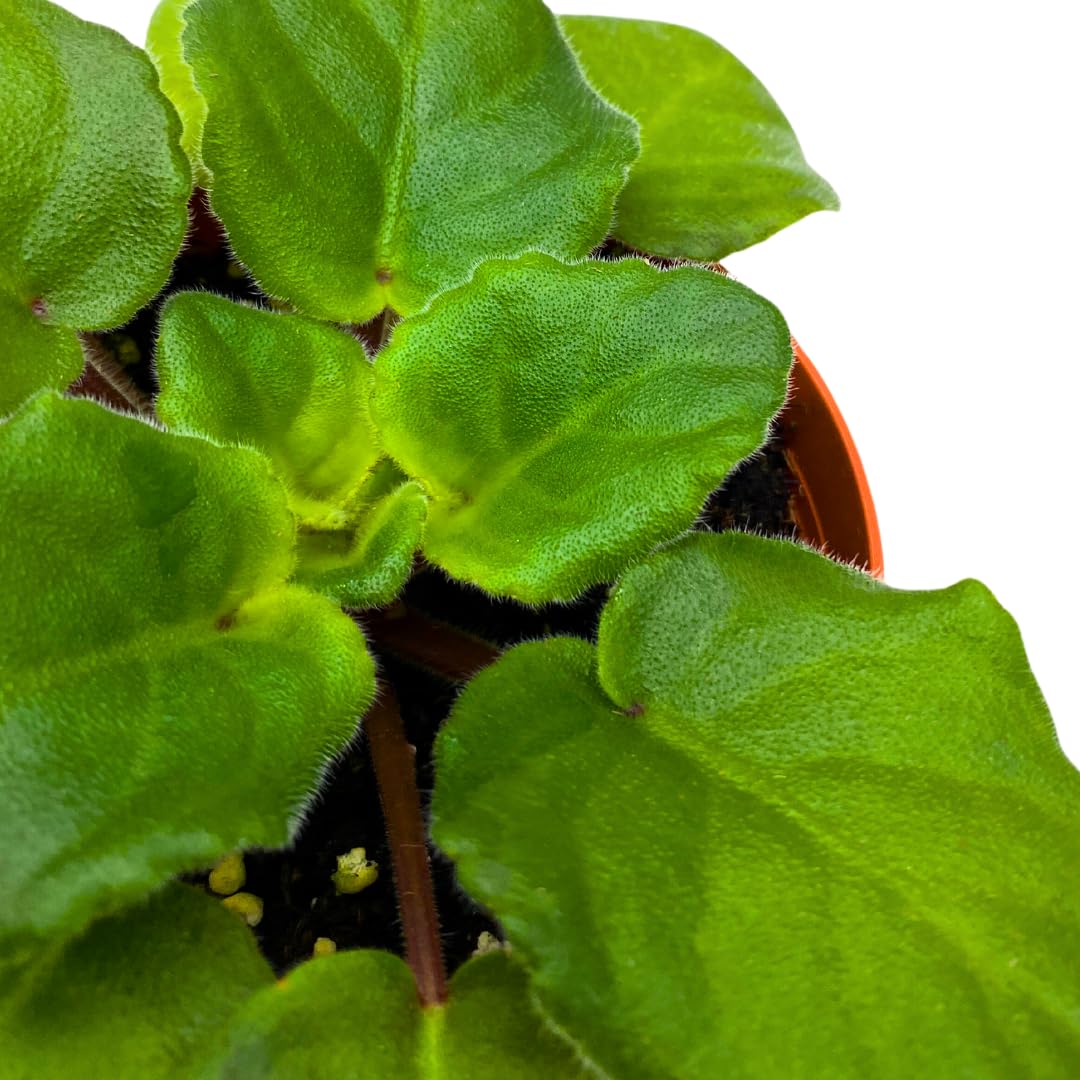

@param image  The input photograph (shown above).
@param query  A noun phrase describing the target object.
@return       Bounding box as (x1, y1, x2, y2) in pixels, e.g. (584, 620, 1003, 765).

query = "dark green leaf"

(1, 885, 274, 1080)
(178, 0, 638, 321)
(433, 532, 1080, 1079)
(201, 950, 590, 1078)
(0, 395, 374, 958)
(562, 16, 838, 260)
(373, 253, 790, 602)
(0, 0, 191, 414)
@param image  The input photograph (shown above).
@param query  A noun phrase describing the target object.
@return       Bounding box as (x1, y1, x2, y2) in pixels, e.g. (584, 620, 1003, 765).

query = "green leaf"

(156, 292, 381, 509)
(200, 950, 591, 1078)
(0, 395, 374, 958)
(179, 0, 638, 321)
(146, 0, 209, 188)
(295, 479, 427, 609)
(0, 0, 191, 415)
(372, 253, 790, 602)
(562, 17, 838, 260)
(433, 533, 1080, 1079)
(1, 885, 274, 1080)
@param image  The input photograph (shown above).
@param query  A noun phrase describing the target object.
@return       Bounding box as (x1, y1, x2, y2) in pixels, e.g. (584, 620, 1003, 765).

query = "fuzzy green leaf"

(0, 0, 191, 415)
(0, 395, 374, 959)
(200, 950, 590, 1079)
(562, 16, 838, 260)
(1, 885, 274, 1080)
(156, 292, 381, 510)
(177, 0, 638, 321)
(433, 533, 1080, 1079)
(373, 253, 790, 602)
(295, 479, 426, 608)
(146, 0, 209, 187)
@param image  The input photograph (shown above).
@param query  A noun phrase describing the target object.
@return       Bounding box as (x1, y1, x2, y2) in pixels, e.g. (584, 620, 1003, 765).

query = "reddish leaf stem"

(71, 334, 154, 418)
(366, 683, 449, 1007)
(363, 605, 499, 683)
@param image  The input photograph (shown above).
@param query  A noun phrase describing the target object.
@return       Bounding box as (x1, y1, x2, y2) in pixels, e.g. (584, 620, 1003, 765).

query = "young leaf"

(295, 480, 427, 609)
(200, 950, 591, 1078)
(0, 0, 191, 415)
(146, 0, 209, 187)
(372, 253, 791, 602)
(0, 395, 374, 957)
(156, 292, 381, 508)
(562, 17, 839, 260)
(0, 885, 274, 1080)
(433, 533, 1080, 1079)
(177, 0, 639, 321)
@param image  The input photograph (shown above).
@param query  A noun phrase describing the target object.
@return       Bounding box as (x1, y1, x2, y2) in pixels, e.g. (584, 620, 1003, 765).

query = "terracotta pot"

(780, 340, 883, 578)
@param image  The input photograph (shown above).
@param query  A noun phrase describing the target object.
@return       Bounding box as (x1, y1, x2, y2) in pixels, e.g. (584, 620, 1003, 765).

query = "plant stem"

(73, 333, 154, 417)
(363, 605, 499, 683)
(366, 683, 449, 1007)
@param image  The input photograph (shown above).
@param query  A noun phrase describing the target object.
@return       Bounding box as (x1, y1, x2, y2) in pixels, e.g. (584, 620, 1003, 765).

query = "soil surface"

(93, 194, 799, 978)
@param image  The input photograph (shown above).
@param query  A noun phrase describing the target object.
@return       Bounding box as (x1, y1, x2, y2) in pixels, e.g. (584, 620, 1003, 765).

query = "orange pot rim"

(785, 339, 884, 579)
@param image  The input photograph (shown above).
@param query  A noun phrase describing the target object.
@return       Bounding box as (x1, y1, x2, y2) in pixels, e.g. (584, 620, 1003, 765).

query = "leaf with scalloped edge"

(174, 0, 638, 321)
(295, 480, 426, 608)
(0, 394, 374, 963)
(432, 532, 1080, 1079)
(156, 291, 380, 512)
(199, 950, 591, 1079)
(372, 252, 791, 603)
(146, 0, 209, 187)
(0, 0, 190, 415)
(0, 884, 274, 1079)
(562, 16, 838, 260)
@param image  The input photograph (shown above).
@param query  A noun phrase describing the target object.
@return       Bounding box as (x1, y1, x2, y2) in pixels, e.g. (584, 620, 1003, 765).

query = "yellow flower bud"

(221, 892, 263, 927)
(332, 847, 378, 895)
(208, 850, 246, 896)
(313, 937, 337, 958)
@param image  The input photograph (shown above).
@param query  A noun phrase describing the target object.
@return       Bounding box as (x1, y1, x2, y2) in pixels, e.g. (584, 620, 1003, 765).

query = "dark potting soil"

(96, 194, 799, 978)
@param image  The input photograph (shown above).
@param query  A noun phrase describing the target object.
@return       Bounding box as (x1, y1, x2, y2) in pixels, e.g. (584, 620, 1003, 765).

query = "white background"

(66, 0, 1078, 763)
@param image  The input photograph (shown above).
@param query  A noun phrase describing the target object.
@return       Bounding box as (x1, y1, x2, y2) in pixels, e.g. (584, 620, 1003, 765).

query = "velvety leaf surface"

(0, 0, 190, 414)
(433, 533, 1080, 1079)
(0, 395, 374, 958)
(562, 16, 838, 260)
(373, 253, 790, 602)
(295, 480, 427, 608)
(0, 885, 274, 1080)
(180, 0, 638, 321)
(146, 0, 209, 187)
(156, 292, 380, 509)
(200, 950, 590, 1078)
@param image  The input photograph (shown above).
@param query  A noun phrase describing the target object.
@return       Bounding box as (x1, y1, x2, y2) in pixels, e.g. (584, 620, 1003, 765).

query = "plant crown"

(1, 1, 1077, 1077)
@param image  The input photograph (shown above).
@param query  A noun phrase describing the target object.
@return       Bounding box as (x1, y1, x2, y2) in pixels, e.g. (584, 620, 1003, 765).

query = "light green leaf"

(156, 292, 381, 509)
(0, 395, 374, 959)
(433, 533, 1080, 1079)
(200, 950, 590, 1078)
(562, 16, 838, 260)
(373, 253, 790, 602)
(146, 0, 209, 187)
(180, 0, 638, 321)
(1, 885, 274, 1080)
(295, 480, 426, 609)
(0, 0, 191, 415)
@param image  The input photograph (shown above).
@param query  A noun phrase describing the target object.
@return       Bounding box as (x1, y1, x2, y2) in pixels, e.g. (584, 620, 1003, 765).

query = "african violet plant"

(1, 0, 1077, 1076)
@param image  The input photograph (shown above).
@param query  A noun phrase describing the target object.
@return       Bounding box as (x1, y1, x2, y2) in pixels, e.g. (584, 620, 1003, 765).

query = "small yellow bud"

(208, 850, 246, 896)
(472, 931, 503, 957)
(221, 892, 263, 927)
(332, 847, 378, 895)
(313, 937, 337, 958)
